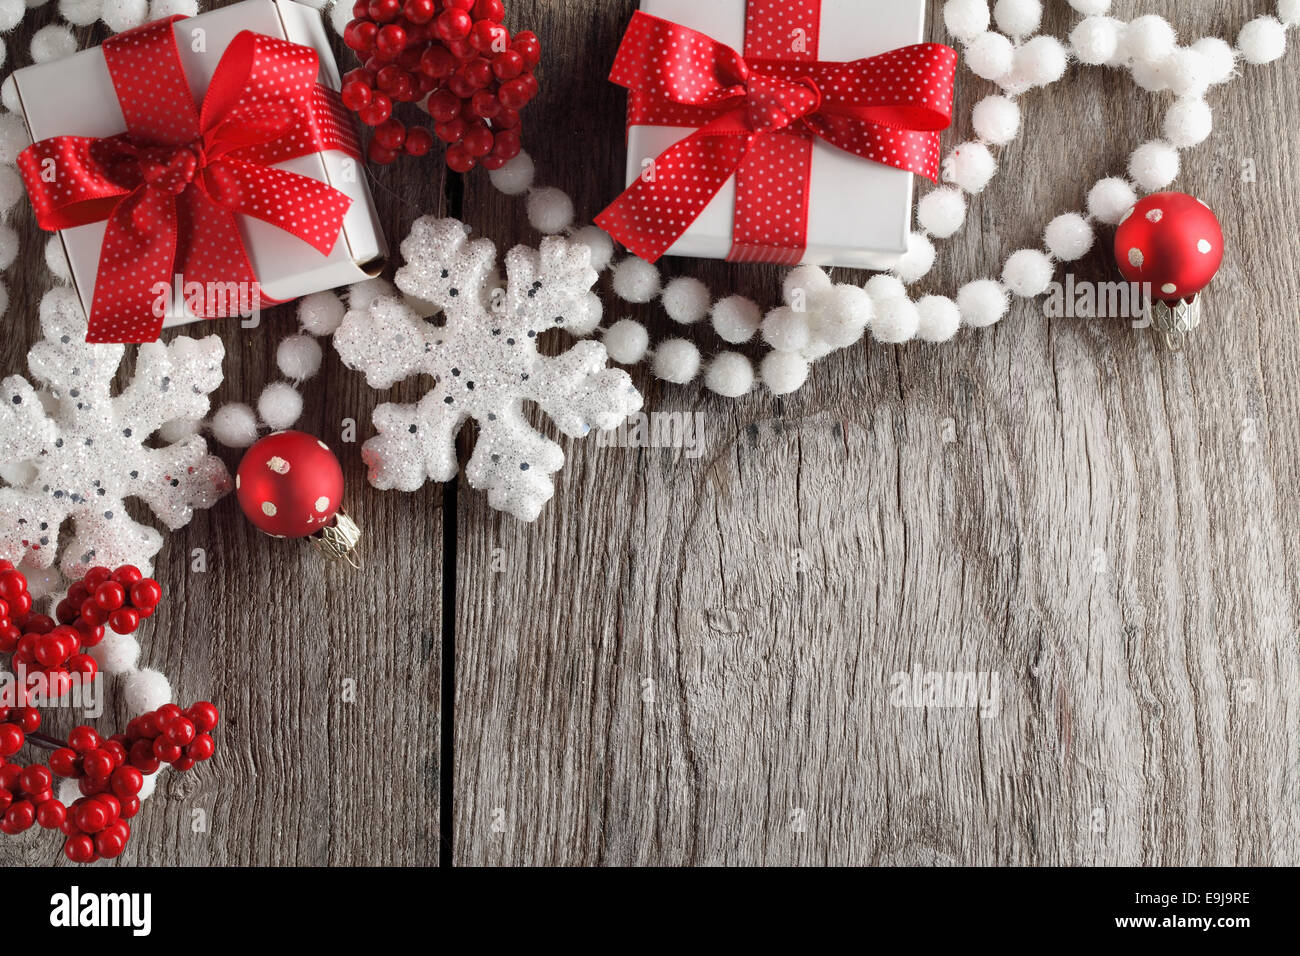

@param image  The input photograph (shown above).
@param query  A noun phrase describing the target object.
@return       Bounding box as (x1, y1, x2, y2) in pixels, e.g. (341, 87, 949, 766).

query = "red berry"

(111, 565, 143, 586)
(434, 117, 468, 143)
(95, 828, 127, 859)
(188, 733, 216, 762)
(498, 76, 534, 110)
(129, 578, 161, 609)
(49, 748, 79, 777)
(427, 88, 462, 122)
(435, 8, 473, 42)
(446, 37, 477, 61)
(75, 800, 109, 833)
(463, 122, 495, 158)
(403, 0, 434, 23)
(64, 833, 96, 863)
(67, 654, 97, 680)
(67, 725, 101, 753)
(461, 58, 493, 90)
(368, 139, 401, 163)
(74, 620, 104, 647)
(470, 19, 510, 54)
(153, 739, 183, 764)
(16, 708, 39, 733)
(403, 126, 435, 157)
(446, 142, 476, 172)
(119, 795, 141, 819)
(512, 31, 541, 68)
(82, 749, 114, 780)
(3, 800, 34, 832)
(187, 702, 220, 733)
(55, 597, 79, 624)
(474, 0, 505, 21)
(368, 0, 400, 22)
(35, 633, 65, 667)
(469, 89, 500, 118)
(491, 49, 524, 81)
(374, 118, 407, 151)
(359, 92, 394, 126)
(93, 581, 125, 611)
(419, 44, 457, 78)
(0, 570, 28, 603)
(376, 24, 408, 57)
(36, 800, 66, 829)
(110, 766, 144, 798)
(342, 79, 373, 111)
(0, 724, 21, 757)
(108, 608, 139, 635)
(19, 764, 51, 794)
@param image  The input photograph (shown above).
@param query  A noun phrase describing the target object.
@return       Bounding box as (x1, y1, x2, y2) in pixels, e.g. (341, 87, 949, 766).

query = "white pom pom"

(661, 276, 711, 325)
(1010, 35, 1068, 89)
(1128, 140, 1180, 191)
(611, 257, 661, 303)
(917, 187, 967, 238)
(945, 142, 998, 194)
(566, 292, 603, 337)
(1165, 47, 1212, 99)
(870, 294, 920, 344)
(277, 335, 323, 381)
(0, 76, 19, 114)
(1067, 0, 1110, 13)
(489, 151, 534, 195)
(943, 0, 990, 42)
(1281, 0, 1300, 26)
(124, 667, 172, 714)
(88, 632, 139, 674)
(571, 226, 614, 271)
(58, 0, 101, 24)
(0, 111, 28, 165)
(811, 285, 872, 348)
(329, 0, 352, 36)
(257, 383, 304, 430)
(157, 418, 201, 443)
(892, 233, 936, 284)
(761, 351, 809, 395)
(298, 291, 346, 336)
(1070, 16, 1124, 65)
(0, 0, 23, 30)
(711, 295, 762, 344)
(704, 352, 754, 398)
(1130, 58, 1171, 93)
(211, 403, 260, 448)
(783, 264, 832, 306)
(1087, 177, 1137, 224)
(1238, 16, 1286, 65)
(916, 296, 962, 343)
(604, 319, 649, 364)
(101, 0, 150, 33)
(44, 236, 70, 282)
(957, 279, 1010, 327)
(1124, 15, 1177, 64)
(0, 223, 15, 269)
(57, 778, 80, 805)
(993, 0, 1041, 39)
(1164, 98, 1213, 148)
(136, 771, 158, 801)
(347, 277, 394, 312)
(966, 31, 1015, 81)
(1002, 249, 1055, 297)
(1192, 37, 1237, 85)
(762, 306, 811, 353)
(1044, 213, 1094, 261)
(652, 338, 701, 384)
(149, 0, 197, 16)
(971, 95, 1020, 145)
(30, 24, 76, 62)
(0, 165, 23, 214)
(526, 187, 574, 235)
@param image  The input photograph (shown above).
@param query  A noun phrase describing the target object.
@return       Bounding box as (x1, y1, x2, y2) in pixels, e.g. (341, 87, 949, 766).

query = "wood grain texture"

(452, 0, 1300, 866)
(0, 6, 446, 866)
(2, 0, 1299, 869)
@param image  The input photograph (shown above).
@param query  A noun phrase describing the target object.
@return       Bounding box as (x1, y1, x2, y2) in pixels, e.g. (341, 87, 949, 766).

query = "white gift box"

(11, 0, 386, 328)
(623, 0, 927, 271)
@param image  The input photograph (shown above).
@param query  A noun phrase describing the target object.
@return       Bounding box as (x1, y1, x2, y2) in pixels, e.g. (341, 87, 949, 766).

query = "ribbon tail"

(596, 130, 751, 263)
(203, 158, 352, 256)
(87, 189, 179, 344)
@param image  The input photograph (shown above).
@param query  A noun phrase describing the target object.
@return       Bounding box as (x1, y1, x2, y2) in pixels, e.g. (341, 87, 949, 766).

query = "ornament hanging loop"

(1148, 295, 1202, 351)
(312, 509, 363, 570)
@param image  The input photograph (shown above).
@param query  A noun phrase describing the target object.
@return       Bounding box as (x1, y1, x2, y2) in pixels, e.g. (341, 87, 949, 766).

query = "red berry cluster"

(341, 0, 540, 173)
(50, 705, 218, 863)
(0, 561, 34, 647)
(56, 564, 162, 638)
(0, 706, 41, 760)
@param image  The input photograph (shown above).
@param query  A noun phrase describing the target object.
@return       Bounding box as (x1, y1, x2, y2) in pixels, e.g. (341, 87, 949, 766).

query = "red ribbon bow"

(595, 6, 958, 265)
(18, 16, 361, 343)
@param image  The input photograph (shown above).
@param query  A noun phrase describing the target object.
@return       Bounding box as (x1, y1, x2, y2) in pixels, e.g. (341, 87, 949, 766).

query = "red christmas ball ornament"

(1114, 192, 1224, 348)
(235, 432, 362, 565)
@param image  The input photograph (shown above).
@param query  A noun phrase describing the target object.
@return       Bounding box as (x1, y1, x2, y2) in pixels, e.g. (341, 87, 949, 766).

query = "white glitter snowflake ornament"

(335, 217, 643, 521)
(0, 288, 230, 576)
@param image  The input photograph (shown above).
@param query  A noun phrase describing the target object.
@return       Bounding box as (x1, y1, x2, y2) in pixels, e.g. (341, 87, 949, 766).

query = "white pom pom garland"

(917, 187, 967, 238)
(526, 187, 574, 235)
(711, 296, 762, 344)
(704, 353, 755, 398)
(611, 257, 661, 303)
(943, 0, 990, 42)
(257, 382, 304, 431)
(652, 338, 701, 384)
(966, 31, 1015, 81)
(957, 280, 1010, 328)
(1002, 249, 1055, 297)
(971, 95, 1021, 145)
(277, 335, 323, 381)
(1128, 140, 1180, 191)
(298, 290, 346, 336)
(1163, 98, 1213, 148)
(661, 276, 711, 325)
(1124, 15, 1178, 64)
(994, 0, 1042, 39)
(604, 319, 650, 365)
(211, 403, 261, 448)
(1044, 213, 1094, 261)
(760, 352, 809, 395)
(1087, 177, 1138, 224)
(915, 296, 962, 343)
(1239, 16, 1287, 64)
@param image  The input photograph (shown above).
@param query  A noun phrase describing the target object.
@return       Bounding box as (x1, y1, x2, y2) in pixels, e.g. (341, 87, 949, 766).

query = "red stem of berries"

(0, 561, 219, 864)
(341, 0, 540, 172)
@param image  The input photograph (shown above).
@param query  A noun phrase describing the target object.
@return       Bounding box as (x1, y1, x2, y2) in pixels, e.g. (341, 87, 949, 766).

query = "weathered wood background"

(2, 0, 1298, 867)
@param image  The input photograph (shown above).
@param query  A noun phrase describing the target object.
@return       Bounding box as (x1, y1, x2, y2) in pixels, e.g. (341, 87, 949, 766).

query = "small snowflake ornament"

(0, 288, 230, 577)
(334, 217, 643, 521)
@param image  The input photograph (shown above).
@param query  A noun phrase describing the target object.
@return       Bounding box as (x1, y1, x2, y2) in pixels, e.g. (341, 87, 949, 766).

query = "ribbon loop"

(17, 16, 362, 343)
(595, 9, 958, 265)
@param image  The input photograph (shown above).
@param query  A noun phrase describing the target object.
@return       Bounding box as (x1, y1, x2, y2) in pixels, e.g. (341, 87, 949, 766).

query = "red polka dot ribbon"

(594, 4, 958, 266)
(18, 16, 363, 344)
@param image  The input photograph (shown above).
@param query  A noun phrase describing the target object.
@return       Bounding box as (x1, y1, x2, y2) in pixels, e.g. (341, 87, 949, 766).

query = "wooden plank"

(0, 5, 446, 865)
(452, 0, 1300, 865)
